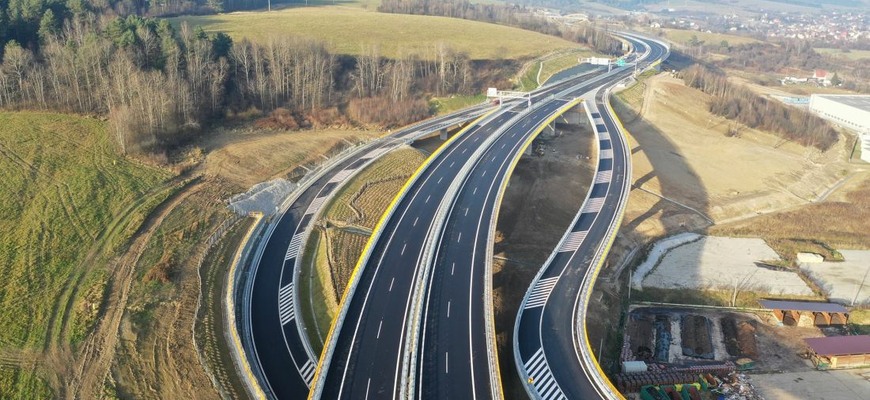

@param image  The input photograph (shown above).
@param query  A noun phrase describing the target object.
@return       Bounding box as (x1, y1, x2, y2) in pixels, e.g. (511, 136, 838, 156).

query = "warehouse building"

(805, 335, 870, 370)
(808, 94, 870, 162)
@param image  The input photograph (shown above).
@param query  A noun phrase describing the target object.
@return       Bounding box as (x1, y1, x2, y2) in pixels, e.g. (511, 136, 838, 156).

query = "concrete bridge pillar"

(439, 128, 448, 140)
(562, 110, 583, 125)
(540, 123, 557, 139)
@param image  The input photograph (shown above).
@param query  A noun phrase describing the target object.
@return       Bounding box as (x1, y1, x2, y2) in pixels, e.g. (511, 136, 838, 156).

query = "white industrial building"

(809, 94, 870, 163)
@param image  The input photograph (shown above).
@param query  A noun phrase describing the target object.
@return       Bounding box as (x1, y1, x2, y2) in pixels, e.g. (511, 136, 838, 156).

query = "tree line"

(681, 64, 839, 151)
(0, 13, 509, 155)
(671, 34, 870, 93)
(378, 0, 624, 55)
(0, 0, 319, 56)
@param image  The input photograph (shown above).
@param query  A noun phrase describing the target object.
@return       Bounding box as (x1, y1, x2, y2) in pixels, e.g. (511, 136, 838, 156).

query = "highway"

(244, 104, 491, 399)
(415, 98, 573, 399)
(514, 35, 669, 400)
(416, 34, 666, 400)
(310, 71, 611, 399)
(246, 30, 666, 400)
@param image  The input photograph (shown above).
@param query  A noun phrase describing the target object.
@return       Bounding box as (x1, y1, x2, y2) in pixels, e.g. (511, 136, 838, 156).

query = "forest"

(681, 64, 839, 151)
(378, 0, 624, 55)
(0, 10, 508, 155)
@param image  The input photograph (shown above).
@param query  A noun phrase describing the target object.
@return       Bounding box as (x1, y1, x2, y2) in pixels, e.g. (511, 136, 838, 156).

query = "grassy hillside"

(171, 6, 578, 60)
(0, 112, 170, 397)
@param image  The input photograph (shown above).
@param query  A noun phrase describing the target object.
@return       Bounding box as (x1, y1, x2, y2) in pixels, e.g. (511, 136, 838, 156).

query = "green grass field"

(662, 28, 760, 47)
(430, 94, 487, 115)
(0, 111, 170, 397)
(170, 6, 578, 60)
(814, 47, 870, 61)
(539, 49, 593, 84)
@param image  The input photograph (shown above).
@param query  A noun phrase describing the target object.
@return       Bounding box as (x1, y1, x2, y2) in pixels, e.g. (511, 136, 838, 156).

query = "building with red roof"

(804, 335, 870, 370)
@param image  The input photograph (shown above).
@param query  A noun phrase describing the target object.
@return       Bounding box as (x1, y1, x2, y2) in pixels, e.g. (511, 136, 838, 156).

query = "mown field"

(299, 146, 426, 351)
(0, 111, 170, 398)
(815, 47, 870, 61)
(661, 28, 760, 46)
(171, 6, 578, 60)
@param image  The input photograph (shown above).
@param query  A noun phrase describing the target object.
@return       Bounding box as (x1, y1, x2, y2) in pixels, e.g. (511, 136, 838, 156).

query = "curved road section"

(514, 35, 668, 400)
(310, 74, 610, 400)
(244, 105, 491, 399)
(415, 66, 646, 400)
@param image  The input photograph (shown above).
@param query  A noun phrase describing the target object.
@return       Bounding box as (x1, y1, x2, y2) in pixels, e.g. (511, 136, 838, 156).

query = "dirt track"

(65, 179, 206, 399)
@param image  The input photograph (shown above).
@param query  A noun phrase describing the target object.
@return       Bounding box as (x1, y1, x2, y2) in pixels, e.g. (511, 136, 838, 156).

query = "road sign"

(616, 58, 626, 67)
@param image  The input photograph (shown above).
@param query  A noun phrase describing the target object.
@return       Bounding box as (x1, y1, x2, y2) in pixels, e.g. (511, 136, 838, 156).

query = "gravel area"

(641, 236, 814, 296)
(228, 178, 297, 215)
(801, 250, 870, 305)
(752, 369, 870, 400)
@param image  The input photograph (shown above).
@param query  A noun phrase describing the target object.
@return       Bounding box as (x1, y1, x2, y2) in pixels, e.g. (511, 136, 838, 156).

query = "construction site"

(617, 306, 870, 399)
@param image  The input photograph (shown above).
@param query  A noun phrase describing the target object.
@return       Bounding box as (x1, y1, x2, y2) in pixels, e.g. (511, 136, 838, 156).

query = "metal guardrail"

(308, 108, 503, 400)
(404, 97, 572, 399)
(225, 212, 269, 399)
(289, 108, 493, 366)
(512, 33, 670, 400)
(481, 97, 586, 398)
(233, 104, 492, 399)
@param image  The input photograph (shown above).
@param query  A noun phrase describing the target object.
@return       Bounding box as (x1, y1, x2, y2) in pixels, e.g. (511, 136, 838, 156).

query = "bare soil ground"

(625, 308, 826, 373)
(492, 115, 596, 398)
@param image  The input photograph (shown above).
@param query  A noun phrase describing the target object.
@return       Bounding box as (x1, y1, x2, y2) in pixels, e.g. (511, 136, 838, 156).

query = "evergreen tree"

(38, 9, 58, 42)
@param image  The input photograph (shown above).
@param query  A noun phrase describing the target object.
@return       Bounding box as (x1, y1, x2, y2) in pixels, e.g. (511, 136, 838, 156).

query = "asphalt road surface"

(514, 36, 669, 400)
(246, 105, 490, 399)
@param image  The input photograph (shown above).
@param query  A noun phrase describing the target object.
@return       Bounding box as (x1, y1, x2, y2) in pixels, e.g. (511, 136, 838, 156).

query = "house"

(813, 69, 831, 86)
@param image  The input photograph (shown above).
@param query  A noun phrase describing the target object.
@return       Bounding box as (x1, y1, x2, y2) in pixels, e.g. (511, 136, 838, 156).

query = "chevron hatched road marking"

(278, 284, 295, 325)
(599, 148, 613, 159)
(582, 197, 605, 213)
(594, 170, 612, 184)
(284, 233, 304, 261)
(328, 168, 357, 183)
(558, 230, 589, 253)
(363, 147, 389, 160)
(525, 276, 559, 309)
(305, 196, 328, 215)
(299, 359, 316, 385)
(524, 348, 567, 400)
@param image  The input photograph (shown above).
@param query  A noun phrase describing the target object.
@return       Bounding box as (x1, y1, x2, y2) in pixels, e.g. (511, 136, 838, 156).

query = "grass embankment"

(204, 128, 379, 188)
(516, 48, 597, 91)
(299, 146, 426, 352)
(171, 6, 577, 60)
(195, 217, 254, 399)
(430, 95, 487, 115)
(0, 111, 171, 398)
